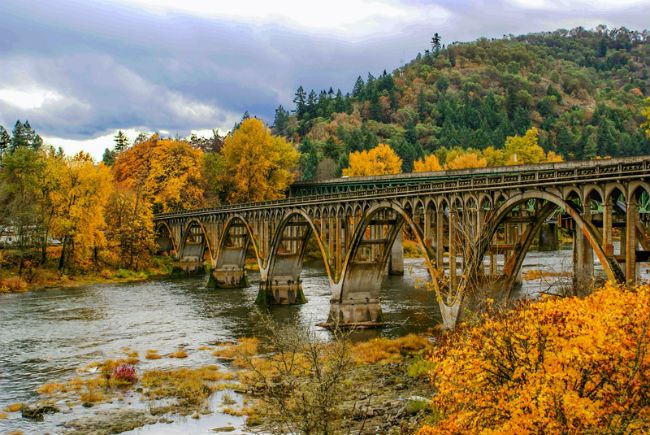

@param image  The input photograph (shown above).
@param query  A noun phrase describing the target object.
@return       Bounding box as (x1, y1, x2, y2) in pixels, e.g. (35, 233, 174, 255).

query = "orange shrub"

(420, 283, 650, 434)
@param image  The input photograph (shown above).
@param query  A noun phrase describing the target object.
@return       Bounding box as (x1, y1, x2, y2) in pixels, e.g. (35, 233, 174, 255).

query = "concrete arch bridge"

(154, 156, 650, 328)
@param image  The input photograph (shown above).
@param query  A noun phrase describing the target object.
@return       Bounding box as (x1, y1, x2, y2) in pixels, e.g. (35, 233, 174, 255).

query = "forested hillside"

(273, 26, 650, 179)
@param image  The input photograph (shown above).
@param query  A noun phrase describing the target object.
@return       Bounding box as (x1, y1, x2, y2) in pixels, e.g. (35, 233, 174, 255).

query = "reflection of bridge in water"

(154, 156, 650, 328)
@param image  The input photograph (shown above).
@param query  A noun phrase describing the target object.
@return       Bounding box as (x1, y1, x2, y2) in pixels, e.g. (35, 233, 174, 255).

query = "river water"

(0, 248, 618, 434)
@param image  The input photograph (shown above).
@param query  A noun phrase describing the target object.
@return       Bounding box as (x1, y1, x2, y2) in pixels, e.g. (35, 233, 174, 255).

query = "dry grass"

(0, 411, 8, 419)
(350, 334, 433, 365)
(213, 338, 258, 366)
(4, 403, 22, 412)
(169, 349, 188, 359)
(0, 276, 28, 293)
(141, 365, 234, 409)
(197, 345, 213, 351)
(145, 349, 162, 360)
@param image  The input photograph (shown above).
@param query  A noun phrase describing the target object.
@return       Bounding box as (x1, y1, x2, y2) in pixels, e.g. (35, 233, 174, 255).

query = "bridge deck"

(155, 155, 650, 221)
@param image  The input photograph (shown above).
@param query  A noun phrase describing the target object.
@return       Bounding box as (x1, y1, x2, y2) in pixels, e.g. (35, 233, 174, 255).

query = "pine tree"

(352, 76, 365, 99)
(334, 89, 346, 113)
(417, 89, 428, 121)
(114, 130, 130, 152)
(306, 90, 318, 120)
(273, 105, 290, 136)
(102, 148, 116, 166)
(293, 86, 307, 120)
(0, 126, 10, 160)
(431, 33, 442, 56)
(134, 132, 148, 145)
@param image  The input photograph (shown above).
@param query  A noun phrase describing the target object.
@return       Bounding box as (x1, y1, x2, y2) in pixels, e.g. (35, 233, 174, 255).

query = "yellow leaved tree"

(343, 143, 402, 177)
(503, 127, 563, 165)
(218, 118, 300, 203)
(51, 152, 113, 271)
(445, 151, 487, 170)
(112, 136, 205, 212)
(413, 154, 442, 172)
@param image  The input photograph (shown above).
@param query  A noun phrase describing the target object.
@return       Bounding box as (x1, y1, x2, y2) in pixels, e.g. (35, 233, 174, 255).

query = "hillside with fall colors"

(271, 26, 650, 179)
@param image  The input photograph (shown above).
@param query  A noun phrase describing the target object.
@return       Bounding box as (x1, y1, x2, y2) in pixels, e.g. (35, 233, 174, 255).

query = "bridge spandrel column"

(602, 201, 614, 256)
(435, 209, 444, 269)
(625, 199, 639, 284)
(573, 208, 595, 295)
(389, 229, 404, 275)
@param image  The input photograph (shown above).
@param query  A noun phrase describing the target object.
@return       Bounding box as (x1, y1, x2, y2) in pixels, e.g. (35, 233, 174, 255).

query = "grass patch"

(351, 334, 433, 365)
(145, 349, 162, 360)
(169, 349, 188, 359)
(4, 403, 22, 412)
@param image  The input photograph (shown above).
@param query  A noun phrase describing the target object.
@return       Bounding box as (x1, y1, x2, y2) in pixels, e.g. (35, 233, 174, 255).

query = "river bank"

(0, 253, 174, 294)
(2, 334, 437, 434)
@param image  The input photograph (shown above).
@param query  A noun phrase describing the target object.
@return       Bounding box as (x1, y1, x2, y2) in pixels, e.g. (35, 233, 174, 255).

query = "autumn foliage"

(418, 284, 650, 434)
(113, 135, 205, 212)
(413, 154, 442, 172)
(343, 143, 403, 176)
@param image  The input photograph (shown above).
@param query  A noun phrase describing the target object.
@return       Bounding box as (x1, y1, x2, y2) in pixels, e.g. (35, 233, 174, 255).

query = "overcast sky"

(1, 0, 649, 159)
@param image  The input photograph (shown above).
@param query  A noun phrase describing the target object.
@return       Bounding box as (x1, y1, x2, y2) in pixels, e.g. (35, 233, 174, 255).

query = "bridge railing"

(154, 156, 650, 221)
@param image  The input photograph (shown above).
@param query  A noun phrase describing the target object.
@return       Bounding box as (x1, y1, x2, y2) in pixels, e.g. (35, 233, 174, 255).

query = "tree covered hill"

(273, 26, 650, 180)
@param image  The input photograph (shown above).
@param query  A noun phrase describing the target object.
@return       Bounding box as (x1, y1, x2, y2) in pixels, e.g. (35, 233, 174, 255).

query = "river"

(0, 248, 615, 434)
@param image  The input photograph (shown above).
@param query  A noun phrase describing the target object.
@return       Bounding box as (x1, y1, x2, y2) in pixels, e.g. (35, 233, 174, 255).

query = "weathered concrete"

(538, 223, 559, 251)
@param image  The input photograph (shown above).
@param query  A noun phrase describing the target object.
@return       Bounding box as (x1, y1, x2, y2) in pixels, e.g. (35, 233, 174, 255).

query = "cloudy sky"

(1, 0, 649, 159)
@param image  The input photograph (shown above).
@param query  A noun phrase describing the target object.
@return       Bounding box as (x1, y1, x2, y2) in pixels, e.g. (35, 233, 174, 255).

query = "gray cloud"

(0, 0, 648, 152)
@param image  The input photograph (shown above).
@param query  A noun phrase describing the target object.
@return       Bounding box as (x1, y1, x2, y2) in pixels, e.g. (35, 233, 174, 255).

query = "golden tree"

(343, 143, 402, 177)
(113, 136, 205, 212)
(104, 187, 156, 270)
(413, 154, 442, 172)
(503, 127, 562, 165)
(219, 118, 300, 203)
(445, 151, 487, 170)
(52, 152, 113, 271)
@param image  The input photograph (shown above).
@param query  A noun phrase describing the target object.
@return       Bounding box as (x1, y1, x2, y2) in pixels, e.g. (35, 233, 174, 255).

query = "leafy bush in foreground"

(419, 283, 650, 434)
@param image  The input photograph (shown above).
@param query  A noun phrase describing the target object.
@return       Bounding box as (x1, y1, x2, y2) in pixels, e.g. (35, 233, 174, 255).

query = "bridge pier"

(210, 266, 247, 288)
(328, 266, 383, 327)
(388, 230, 404, 275)
(257, 252, 307, 305)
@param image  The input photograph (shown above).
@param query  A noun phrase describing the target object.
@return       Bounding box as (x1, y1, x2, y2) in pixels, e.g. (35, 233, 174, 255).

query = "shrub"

(419, 284, 650, 434)
(145, 349, 162, 360)
(112, 364, 137, 384)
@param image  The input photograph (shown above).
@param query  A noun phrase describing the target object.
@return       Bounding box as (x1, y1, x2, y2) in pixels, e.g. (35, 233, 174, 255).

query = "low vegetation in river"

(417, 283, 650, 434)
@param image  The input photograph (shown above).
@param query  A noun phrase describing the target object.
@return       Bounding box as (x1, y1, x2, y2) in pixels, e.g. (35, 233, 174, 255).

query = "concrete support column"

(449, 211, 457, 291)
(424, 210, 432, 248)
(602, 200, 614, 256)
(435, 209, 444, 269)
(626, 199, 638, 283)
(389, 229, 404, 275)
(573, 208, 594, 295)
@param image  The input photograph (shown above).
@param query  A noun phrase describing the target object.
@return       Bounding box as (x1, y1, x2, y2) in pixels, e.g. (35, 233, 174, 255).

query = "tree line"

(273, 25, 650, 180)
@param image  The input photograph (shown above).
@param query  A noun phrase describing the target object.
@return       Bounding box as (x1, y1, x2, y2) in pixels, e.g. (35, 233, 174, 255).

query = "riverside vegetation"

(4, 283, 647, 434)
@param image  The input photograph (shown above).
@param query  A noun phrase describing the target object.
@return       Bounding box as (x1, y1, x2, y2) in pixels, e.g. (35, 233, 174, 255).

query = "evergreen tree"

(352, 76, 365, 99)
(10, 121, 28, 150)
(431, 33, 442, 55)
(298, 139, 319, 181)
(102, 148, 116, 166)
(0, 126, 9, 160)
(334, 89, 346, 113)
(134, 132, 148, 145)
(293, 86, 307, 120)
(114, 130, 130, 152)
(273, 105, 290, 136)
(417, 89, 428, 121)
(306, 90, 318, 120)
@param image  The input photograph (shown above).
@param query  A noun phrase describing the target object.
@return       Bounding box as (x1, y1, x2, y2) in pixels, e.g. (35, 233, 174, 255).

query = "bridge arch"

(259, 209, 335, 305)
(155, 221, 178, 254)
(210, 214, 263, 288)
(180, 218, 214, 260)
(471, 190, 624, 294)
(330, 201, 441, 326)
